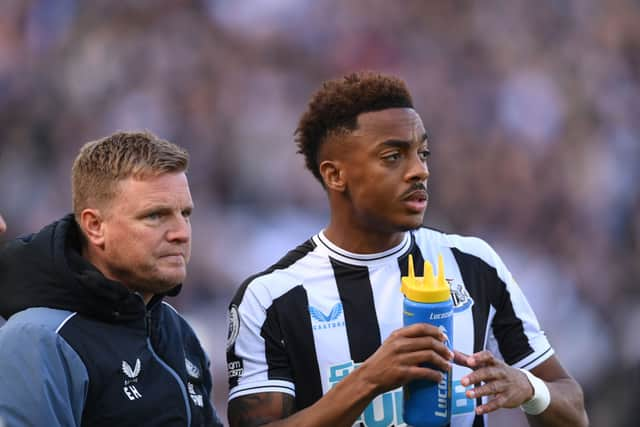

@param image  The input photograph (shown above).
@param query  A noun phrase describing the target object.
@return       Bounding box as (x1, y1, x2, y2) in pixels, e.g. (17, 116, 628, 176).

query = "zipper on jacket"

(145, 307, 192, 425)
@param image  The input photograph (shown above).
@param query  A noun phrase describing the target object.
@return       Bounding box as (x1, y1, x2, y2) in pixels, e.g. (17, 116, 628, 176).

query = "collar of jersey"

(314, 231, 412, 267)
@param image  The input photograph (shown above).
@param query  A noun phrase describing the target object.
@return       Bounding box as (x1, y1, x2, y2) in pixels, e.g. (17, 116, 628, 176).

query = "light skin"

(228, 108, 587, 427)
(79, 172, 193, 304)
(0, 215, 6, 234)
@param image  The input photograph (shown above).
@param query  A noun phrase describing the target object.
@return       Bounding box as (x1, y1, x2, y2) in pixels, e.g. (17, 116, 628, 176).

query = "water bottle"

(401, 254, 453, 427)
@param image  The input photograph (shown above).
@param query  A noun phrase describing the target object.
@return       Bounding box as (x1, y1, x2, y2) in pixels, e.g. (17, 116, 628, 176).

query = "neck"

(323, 219, 406, 254)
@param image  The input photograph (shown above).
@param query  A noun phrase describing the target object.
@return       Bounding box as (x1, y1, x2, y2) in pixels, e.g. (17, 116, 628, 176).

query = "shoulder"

(231, 238, 318, 307)
(413, 227, 502, 268)
(0, 308, 89, 425)
(2, 307, 78, 339)
(0, 308, 88, 380)
(0, 308, 85, 365)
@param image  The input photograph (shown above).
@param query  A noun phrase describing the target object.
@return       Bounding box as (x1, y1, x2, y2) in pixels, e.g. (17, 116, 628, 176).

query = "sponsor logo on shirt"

(308, 303, 345, 330)
(188, 382, 204, 407)
(228, 360, 244, 378)
(122, 358, 143, 400)
(327, 360, 476, 426)
(185, 358, 201, 379)
(329, 360, 405, 426)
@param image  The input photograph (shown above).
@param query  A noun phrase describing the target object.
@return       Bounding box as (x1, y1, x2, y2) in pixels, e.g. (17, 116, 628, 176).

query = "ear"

(319, 160, 346, 192)
(78, 208, 106, 247)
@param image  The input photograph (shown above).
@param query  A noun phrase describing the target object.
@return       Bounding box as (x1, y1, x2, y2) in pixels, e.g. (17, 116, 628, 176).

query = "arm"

(454, 238, 587, 425)
(526, 356, 588, 427)
(228, 323, 453, 427)
(455, 351, 588, 427)
(0, 319, 88, 426)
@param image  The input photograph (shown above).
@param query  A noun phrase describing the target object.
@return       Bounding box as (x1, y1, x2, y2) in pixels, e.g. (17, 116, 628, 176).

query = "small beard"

(115, 268, 184, 298)
(134, 275, 183, 296)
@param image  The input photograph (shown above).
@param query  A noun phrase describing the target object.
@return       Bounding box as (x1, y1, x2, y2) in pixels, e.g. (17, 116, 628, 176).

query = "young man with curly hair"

(0, 131, 223, 426)
(226, 72, 588, 427)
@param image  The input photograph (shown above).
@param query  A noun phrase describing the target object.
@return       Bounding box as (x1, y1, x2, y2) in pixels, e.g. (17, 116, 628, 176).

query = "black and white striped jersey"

(226, 227, 553, 427)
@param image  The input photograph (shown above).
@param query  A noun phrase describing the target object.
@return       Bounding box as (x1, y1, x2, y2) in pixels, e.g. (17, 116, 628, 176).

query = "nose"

(167, 215, 190, 244)
(407, 153, 429, 182)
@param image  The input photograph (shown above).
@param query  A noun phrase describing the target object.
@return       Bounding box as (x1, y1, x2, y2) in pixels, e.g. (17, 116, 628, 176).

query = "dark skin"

(456, 351, 588, 426)
(228, 108, 588, 427)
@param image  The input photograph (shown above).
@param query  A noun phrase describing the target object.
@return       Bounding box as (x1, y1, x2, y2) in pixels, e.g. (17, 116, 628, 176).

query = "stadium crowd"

(0, 0, 638, 425)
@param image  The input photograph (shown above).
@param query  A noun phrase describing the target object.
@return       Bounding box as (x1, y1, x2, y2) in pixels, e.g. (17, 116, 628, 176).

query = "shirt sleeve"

(227, 283, 296, 401)
(0, 320, 89, 426)
(480, 241, 555, 370)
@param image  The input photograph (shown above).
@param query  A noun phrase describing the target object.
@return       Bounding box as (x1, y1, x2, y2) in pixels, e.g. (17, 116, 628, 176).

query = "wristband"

(518, 368, 551, 415)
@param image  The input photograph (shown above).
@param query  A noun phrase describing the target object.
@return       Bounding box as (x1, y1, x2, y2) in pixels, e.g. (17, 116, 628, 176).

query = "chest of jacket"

(59, 311, 211, 426)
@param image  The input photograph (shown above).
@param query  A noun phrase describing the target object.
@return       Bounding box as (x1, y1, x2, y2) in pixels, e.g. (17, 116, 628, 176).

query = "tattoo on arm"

(228, 392, 295, 427)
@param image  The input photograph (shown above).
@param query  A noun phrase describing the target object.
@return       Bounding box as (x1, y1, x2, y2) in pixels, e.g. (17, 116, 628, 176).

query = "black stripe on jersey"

(228, 239, 316, 390)
(229, 239, 317, 307)
(451, 248, 534, 364)
(331, 259, 381, 363)
(263, 285, 322, 410)
(398, 234, 425, 277)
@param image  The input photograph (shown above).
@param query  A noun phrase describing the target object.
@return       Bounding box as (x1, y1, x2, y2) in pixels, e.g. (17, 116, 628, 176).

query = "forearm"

(229, 324, 451, 427)
(526, 377, 588, 427)
(274, 380, 373, 427)
(230, 367, 378, 427)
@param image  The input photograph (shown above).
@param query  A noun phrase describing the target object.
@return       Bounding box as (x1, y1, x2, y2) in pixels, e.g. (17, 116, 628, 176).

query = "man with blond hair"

(0, 131, 223, 426)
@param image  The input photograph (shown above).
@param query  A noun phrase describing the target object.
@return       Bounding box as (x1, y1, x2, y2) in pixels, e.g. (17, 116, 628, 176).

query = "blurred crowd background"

(1, 0, 638, 425)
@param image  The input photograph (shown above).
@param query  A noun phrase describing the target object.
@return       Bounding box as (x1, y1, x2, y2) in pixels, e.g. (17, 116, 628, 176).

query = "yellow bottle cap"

(401, 254, 450, 303)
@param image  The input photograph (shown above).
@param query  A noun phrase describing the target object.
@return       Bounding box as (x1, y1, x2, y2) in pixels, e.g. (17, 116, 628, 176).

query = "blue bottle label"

(402, 298, 453, 427)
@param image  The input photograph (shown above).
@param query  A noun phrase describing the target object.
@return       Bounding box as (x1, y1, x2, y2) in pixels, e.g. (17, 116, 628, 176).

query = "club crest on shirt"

(447, 280, 474, 313)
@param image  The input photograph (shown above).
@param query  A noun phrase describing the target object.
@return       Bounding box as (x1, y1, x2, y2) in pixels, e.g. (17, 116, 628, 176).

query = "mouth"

(401, 189, 428, 213)
(159, 253, 186, 263)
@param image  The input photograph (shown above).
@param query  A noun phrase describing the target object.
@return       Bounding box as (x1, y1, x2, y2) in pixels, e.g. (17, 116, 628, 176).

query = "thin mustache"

(401, 183, 427, 198)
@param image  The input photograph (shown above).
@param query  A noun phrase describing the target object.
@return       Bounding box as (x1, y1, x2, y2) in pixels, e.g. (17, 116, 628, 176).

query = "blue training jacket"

(0, 215, 223, 426)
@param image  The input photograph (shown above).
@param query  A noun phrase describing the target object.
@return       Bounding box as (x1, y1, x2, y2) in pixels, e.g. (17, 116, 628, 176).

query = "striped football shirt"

(226, 227, 553, 427)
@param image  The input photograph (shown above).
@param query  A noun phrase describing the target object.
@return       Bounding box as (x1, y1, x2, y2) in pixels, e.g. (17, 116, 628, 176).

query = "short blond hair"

(72, 131, 189, 218)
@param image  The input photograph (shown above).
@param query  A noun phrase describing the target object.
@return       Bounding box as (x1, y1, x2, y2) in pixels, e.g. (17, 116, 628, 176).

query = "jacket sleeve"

(0, 319, 89, 426)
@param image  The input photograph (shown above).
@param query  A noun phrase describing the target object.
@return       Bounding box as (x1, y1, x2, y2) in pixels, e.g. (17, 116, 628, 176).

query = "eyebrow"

(139, 203, 193, 215)
(380, 133, 428, 148)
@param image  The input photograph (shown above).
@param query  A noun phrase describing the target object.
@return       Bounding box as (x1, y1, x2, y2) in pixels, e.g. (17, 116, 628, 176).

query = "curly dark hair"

(295, 71, 414, 184)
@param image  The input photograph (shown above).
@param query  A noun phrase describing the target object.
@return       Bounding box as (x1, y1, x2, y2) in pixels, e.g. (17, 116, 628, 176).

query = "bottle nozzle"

(408, 254, 415, 279)
(437, 254, 446, 288)
(401, 253, 451, 303)
(423, 259, 434, 282)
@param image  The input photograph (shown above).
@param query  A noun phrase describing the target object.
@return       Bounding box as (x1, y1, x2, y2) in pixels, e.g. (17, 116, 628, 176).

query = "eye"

(182, 208, 192, 219)
(418, 149, 431, 161)
(382, 152, 401, 162)
(146, 212, 162, 220)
